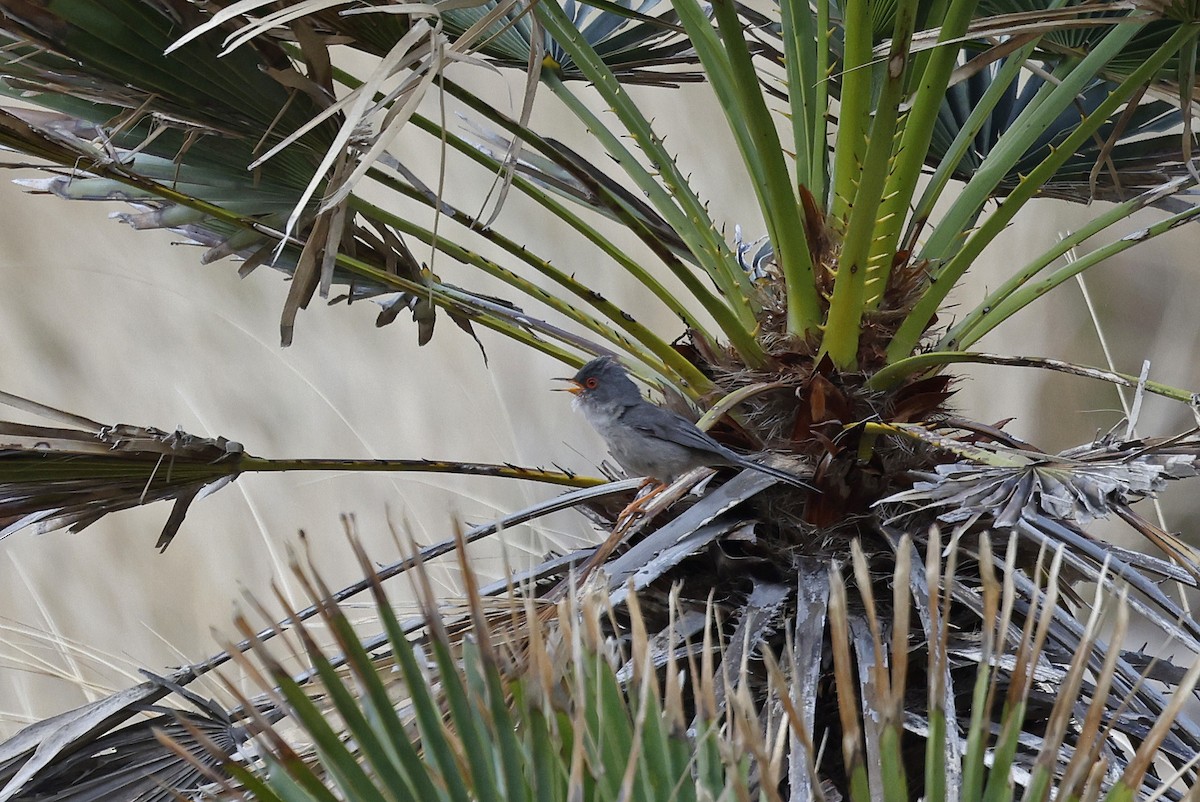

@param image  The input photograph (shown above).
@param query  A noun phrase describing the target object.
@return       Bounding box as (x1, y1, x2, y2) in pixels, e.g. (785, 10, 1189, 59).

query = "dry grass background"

(0, 73, 1198, 734)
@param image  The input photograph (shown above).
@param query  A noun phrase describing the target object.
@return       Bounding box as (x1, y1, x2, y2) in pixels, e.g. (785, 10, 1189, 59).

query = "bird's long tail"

(737, 456, 817, 492)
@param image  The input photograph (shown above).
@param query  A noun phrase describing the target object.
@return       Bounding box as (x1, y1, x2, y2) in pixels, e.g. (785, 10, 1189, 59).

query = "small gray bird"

(558, 356, 815, 490)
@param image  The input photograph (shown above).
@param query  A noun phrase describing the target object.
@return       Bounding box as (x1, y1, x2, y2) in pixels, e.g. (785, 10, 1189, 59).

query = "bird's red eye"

(585, 377, 599, 389)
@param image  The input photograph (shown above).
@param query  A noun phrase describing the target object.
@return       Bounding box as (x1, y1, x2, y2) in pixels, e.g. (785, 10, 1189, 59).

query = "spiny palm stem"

(318, 57, 726, 352)
(869, 350, 1198, 404)
(436, 76, 766, 364)
(238, 457, 604, 488)
(889, 20, 1195, 362)
(402, 111, 721, 348)
(358, 174, 714, 393)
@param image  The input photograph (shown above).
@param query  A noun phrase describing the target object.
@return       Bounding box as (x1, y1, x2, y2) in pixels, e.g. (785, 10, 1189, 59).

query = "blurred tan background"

(1, 70, 1199, 733)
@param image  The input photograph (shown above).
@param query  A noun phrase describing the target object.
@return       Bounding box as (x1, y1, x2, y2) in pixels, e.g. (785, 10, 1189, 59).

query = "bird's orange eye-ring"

(584, 377, 599, 389)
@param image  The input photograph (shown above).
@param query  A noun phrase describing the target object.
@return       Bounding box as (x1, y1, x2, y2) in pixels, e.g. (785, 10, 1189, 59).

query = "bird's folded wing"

(623, 407, 732, 454)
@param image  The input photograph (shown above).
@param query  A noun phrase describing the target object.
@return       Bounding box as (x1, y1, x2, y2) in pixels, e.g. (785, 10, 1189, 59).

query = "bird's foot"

(616, 479, 667, 524)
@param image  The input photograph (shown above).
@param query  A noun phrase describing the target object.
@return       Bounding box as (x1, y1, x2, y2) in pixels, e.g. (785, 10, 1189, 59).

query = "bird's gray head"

(557, 356, 642, 409)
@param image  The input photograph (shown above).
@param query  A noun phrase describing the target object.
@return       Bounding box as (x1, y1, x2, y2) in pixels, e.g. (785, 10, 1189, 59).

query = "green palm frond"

(932, 63, 1198, 208)
(443, 0, 702, 84)
(192, 545, 754, 802)
(5, 0, 1198, 373)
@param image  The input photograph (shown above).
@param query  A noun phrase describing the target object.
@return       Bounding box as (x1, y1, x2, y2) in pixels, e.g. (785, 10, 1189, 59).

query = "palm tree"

(2, 0, 1200, 799)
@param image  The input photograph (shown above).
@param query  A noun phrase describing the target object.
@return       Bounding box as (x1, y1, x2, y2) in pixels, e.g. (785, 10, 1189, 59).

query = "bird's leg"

(569, 494, 656, 583)
(616, 466, 716, 523)
(544, 469, 714, 601)
(617, 478, 667, 523)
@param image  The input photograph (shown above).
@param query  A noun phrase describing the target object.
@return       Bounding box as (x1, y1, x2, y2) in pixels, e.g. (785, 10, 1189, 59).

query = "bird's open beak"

(553, 377, 583, 395)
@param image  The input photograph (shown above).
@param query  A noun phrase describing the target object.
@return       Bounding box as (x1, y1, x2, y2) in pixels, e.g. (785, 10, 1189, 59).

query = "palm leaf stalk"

(0, 391, 601, 552)
(2, 0, 1200, 799)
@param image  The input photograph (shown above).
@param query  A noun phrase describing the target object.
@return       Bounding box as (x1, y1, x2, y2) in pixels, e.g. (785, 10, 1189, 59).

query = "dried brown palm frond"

(883, 425, 1200, 522)
(3, 508, 1196, 801)
(878, 422, 1200, 579)
(168, 0, 492, 243)
(0, 390, 602, 552)
(0, 691, 240, 802)
(0, 391, 244, 552)
(192, 0, 703, 85)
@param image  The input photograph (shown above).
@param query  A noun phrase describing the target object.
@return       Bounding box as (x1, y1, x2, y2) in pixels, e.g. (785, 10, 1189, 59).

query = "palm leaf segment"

(446, 0, 702, 83)
(0, 390, 597, 552)
(0, 3, 331, 266)
(937, 65, 1197, 209)
(0, 1, 508, 346)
